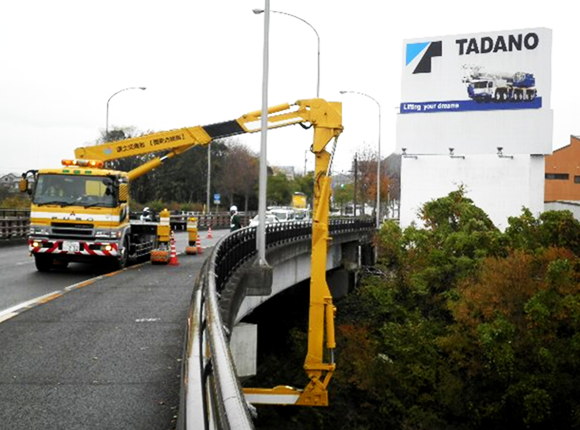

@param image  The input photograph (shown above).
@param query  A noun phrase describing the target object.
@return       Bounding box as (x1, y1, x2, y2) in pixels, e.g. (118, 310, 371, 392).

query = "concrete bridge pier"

(227, 233, 374, 378)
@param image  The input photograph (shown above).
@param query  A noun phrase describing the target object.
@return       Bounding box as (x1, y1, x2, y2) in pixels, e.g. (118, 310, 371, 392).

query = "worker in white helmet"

(230, 205, 241, 231)
(140, 207, 153, 222)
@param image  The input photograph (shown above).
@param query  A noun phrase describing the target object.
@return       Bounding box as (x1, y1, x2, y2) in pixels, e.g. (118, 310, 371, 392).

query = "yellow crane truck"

(21, 98, 344, 406)
(20, 99, 342, 274)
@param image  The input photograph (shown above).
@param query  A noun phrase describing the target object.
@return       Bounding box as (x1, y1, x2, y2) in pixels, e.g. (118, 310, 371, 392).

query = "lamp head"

(339, 91, 347, 94)
(139, 87, 146, 90)
(252, 8, 264, 14)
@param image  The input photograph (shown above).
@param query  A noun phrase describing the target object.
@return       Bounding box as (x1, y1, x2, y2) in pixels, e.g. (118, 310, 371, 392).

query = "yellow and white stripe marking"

(0, 291, 62, 323)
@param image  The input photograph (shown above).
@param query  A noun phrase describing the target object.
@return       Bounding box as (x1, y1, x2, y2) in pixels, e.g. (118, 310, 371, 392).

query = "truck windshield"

(32, 174, 116, 208)
(473, 81, 489, 89)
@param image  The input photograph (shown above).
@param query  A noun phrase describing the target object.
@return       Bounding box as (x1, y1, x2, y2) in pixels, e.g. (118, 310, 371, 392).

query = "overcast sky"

(0, 1, 576, 176)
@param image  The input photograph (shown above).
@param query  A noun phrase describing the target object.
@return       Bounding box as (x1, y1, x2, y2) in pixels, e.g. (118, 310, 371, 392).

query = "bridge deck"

(0, 256, 204, 430)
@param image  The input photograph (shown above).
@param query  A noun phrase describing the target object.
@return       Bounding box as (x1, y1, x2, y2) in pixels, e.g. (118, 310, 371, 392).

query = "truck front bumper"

(29, 238, 120, 259)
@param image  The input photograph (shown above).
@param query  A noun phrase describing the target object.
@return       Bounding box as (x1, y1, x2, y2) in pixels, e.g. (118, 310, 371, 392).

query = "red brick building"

(545, 136, 580, 202)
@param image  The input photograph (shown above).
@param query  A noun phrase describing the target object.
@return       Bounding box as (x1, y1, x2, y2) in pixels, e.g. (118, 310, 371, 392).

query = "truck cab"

(22, 163, 135, 272)
(467, 78, 508, 102)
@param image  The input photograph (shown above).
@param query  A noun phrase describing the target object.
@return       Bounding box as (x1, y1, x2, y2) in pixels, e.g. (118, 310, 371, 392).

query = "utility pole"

(353, 154, 358, 217)
(206, 144, 211, 213)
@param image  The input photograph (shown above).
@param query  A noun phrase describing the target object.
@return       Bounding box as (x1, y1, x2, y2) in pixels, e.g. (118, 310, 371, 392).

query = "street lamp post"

(206, 144, 211, 214)
(340, 90, 382, 227)
(253, 8, 320, 97)
(255, 1, 271, 265)
(105, 86, 146, 140)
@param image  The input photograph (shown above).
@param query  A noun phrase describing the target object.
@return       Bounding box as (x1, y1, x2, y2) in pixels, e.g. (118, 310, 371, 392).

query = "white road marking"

(0, 291, 61, 321)
(0, 256, 172, 324)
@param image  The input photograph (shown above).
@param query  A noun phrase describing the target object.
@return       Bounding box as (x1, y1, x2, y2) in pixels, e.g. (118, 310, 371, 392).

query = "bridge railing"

(179, 218, 375, 430)
(0, 207, 253, 238)
(171, 213, 255, 231)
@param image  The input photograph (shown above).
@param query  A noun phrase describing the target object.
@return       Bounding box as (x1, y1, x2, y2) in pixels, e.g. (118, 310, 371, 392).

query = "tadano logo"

(406, 41, 442, 74)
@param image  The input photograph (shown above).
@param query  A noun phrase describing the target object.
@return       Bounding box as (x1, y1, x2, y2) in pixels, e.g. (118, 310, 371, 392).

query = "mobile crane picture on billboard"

(400, 29, 550, 114)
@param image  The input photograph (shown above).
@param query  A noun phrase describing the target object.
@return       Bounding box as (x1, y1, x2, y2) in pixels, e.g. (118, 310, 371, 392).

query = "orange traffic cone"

(207, 226, 213, 239)
(169, 231, 180, 266)
(196, 236, 203, 254)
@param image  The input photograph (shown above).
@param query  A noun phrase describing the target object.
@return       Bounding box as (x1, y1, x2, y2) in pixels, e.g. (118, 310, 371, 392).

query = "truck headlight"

(30, 226, 50, 235)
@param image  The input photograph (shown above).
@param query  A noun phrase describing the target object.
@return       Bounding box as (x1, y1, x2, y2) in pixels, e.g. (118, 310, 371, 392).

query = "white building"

(0, 173, 20, 191)
(397, 28, 553, 230)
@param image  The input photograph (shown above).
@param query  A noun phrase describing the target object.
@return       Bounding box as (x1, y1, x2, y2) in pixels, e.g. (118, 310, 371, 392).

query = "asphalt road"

(0, 230, 226, 314)
(0, 229, 229, 430)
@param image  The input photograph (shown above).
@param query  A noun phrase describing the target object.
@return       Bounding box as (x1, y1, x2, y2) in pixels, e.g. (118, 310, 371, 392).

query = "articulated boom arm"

(244, 100, 344, 407)
(75, 99, 341, 181)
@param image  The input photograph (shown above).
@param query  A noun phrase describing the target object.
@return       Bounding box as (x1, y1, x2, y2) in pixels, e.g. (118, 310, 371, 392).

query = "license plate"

(63, 241, 80, 253)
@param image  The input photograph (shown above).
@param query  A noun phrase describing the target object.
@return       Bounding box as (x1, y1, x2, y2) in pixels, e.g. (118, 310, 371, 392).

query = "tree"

(235, 145, 259, 211)
(384, 152, 401, 202)
(444, 247, 580, 429)
(218, 139, 258, 210)
(352, 145, 377, 208)
(293, 172, 315, 204)
(506, 208, 580, 255)
(333, 183, 354, 214)
(343, 193, 580, 429)
(267, 172, 292, 207)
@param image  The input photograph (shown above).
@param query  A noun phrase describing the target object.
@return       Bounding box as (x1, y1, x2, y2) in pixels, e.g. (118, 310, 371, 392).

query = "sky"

(1, 0, 577, 177)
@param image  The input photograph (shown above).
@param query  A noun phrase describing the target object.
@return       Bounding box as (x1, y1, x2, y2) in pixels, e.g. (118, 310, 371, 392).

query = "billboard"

(397, 28, 553, 155)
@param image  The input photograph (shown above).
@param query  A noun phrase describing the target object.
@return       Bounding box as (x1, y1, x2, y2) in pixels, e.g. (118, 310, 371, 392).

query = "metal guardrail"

(172, 213, 255, 231)
(0, 208, 30, 240)
(179, 218, 375, 430)
(0, 208, 251, 238)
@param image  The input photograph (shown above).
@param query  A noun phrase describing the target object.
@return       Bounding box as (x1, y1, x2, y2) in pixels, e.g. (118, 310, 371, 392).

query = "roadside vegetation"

(250, 187, 580, 430)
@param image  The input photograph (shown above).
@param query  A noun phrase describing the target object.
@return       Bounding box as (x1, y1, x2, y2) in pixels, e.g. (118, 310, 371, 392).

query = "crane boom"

(75, 99, 335, 181)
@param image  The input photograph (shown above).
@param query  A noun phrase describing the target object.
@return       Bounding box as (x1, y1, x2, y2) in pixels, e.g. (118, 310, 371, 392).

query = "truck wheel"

(115, 237, 130, 270)
(34, 255, 53, 272)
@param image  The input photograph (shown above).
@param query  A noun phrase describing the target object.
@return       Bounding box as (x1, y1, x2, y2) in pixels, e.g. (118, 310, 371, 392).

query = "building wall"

(400, 154, 545, 230)
(545, 136, 580, 202)
(545, 201, 580, 220)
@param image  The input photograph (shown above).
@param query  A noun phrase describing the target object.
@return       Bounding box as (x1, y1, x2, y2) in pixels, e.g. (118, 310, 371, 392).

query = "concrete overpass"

(179, 218, 375, 429)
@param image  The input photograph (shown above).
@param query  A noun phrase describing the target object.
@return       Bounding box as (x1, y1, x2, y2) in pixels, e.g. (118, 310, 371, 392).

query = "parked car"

(249, 213, 280, 227)
(269, 208, 296, 222)
(294, 208, 310, 221)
